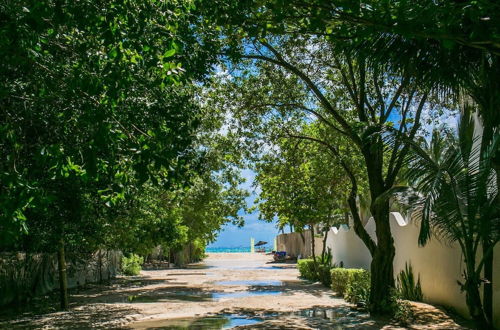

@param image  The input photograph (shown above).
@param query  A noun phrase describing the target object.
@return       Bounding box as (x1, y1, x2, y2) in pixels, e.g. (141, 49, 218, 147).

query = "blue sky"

(207, 169, 284, 248)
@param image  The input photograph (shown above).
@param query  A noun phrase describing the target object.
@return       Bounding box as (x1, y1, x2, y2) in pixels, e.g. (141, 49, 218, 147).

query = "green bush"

(344, 269, 371, 305)
(391, 298, 414, 326)
(331, 268, 370, 305)
(330, 268, 351, 295)
(297, 259, 318, 281)
(317, 264, 332, 287)
(298, 258, 336, 285)
(121, 254, 144, 276)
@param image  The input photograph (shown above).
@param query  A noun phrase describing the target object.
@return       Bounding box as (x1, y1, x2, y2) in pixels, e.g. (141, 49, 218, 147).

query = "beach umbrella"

(254, 241, 267, 246)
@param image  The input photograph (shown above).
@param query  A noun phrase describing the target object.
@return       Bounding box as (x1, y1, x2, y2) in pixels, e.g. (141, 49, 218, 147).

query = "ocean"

(205, 247, 272, 253)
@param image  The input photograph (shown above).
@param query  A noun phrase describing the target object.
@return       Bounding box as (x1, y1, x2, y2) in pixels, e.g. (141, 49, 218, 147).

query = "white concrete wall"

(322, 213, 500, 327)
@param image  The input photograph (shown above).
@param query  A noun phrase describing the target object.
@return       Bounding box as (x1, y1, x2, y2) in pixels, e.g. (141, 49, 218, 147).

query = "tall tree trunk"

(57, 239, 69, 310)
(369, 202, 396, 314)
(300, 232, 305, 245)
(98, 249, 103, 284)
(107, 250, 111, 281)
(479, 118, 498, 325)
(475, 58, 500, 326)
(362, 142, 397, 314)
(310, 225, 317, 265)
(464, 256, 489, 329)
(482, 154, 500, 325)
(482, 242, 493, 325)
(321, 228, 329, 264)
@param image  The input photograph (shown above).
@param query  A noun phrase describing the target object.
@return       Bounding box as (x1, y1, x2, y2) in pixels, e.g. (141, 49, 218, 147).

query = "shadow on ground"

(1, 304, 139, 329)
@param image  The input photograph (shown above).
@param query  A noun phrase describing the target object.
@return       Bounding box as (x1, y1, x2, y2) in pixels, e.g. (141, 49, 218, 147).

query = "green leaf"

(164, 48, 176, 58)
(108, 47, 118, 58)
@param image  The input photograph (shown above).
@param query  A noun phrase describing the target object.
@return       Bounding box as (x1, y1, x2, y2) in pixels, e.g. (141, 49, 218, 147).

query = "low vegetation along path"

(4, 253, 468, 329)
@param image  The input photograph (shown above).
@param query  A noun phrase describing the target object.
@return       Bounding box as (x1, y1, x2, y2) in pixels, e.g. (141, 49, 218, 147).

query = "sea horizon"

(205, 246, 272, 253)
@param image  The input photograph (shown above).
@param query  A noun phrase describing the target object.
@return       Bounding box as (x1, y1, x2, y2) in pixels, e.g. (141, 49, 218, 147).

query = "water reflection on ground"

(212, 291, 282, 300)
(130, 307, 365, 329)
(130, 314, 263, 329)
(126, 290, 213, 303)
(214, 280, 283, 286)
(126, 289, 283, 303)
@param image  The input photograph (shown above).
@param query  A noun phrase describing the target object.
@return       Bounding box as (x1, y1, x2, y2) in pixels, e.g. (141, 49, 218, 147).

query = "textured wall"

(277, 213, 500, 327)
(324, 213, 500, 327)
(276, 230, 323, 258)
(0, 250, 121, 307)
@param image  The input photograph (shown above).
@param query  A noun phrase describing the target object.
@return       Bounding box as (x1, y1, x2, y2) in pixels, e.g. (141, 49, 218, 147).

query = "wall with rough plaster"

(276, 230, 323, 258)
(277, 213, 500, 327)
(325, 213, 500, 327)
(0, 250, 121, 307)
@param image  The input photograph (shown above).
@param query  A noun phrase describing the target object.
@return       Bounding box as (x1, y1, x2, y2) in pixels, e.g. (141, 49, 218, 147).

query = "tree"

(405, 111, 499, 328)
(254, 123, 355, 263)
(0, 0, 220, 309)
(204, 1, 499, 319)
(229, 2, 500, 320)
(208, 35, 431, 313)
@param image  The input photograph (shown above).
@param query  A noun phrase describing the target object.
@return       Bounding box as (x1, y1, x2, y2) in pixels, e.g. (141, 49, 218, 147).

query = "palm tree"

(405, 111, 499, 328)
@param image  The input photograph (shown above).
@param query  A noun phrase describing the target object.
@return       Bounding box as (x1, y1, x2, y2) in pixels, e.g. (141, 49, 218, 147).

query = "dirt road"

(1, 253, 469, 329)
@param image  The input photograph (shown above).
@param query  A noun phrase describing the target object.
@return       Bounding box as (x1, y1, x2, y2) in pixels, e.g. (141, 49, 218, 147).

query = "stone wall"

(276, 230, 323, 258)
(0, 250, 121, 307)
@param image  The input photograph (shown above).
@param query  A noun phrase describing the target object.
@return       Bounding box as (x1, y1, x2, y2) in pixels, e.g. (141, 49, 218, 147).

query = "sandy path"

(0, 253, 470, 329)
(127, 253, 346, 325)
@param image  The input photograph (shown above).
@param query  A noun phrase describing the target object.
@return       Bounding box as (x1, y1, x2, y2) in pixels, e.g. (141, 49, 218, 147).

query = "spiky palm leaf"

(405, 112, 499, 260)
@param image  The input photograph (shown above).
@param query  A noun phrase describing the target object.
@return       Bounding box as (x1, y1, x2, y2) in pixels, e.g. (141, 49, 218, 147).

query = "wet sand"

(0, 253, 470, 329)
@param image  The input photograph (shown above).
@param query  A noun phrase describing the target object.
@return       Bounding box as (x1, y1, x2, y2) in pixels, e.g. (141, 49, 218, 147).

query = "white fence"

(277, 213, 500, 327)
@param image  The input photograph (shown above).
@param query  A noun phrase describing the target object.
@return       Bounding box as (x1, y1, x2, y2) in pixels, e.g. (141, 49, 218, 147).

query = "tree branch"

(385, 92, 428, 187)
(254, 102, 349, 137)
(282, 132, 377, 254)
(243, 41, 362, 145)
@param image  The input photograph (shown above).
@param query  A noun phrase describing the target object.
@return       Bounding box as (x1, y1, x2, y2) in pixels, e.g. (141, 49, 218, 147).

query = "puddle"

(126, 291, 212, 303)
(185, 264, 214, 269)
(222, 266, 291, 270)
(131, 308, 363, 329)
(131, 314, 263, 329)
(297, 308, 343, 320)
(214, 280, 283, 286)
(294, 306, 372, 327)
(126, 288, 282, 303)
(212, 291, 282, 299)
(167, 272, 205, 276)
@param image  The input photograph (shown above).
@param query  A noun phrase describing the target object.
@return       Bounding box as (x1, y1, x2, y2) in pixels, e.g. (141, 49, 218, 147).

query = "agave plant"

(405, 110, 499, 328)
(397, 262, 423, 302)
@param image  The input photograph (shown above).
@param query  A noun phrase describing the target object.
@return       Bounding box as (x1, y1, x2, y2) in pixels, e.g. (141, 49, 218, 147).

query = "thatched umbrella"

(254, 241, 267, 247)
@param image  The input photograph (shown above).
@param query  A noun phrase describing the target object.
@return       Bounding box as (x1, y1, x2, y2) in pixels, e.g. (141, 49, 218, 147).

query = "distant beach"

(205, 247, 272, 253)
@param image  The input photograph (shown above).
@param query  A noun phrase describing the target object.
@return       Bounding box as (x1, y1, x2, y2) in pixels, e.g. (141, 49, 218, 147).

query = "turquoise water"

(205, 247, 271, 253)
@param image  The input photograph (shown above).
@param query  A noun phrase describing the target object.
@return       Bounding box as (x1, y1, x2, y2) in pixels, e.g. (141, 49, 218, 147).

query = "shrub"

(344, 269, 370, 305)
(331, 268, 370, 305)
(320, 247, 333, 266)
(391, 298, 414, 326)
(121, 254, 144, 276)
(397, 262, 423, 301)
(298, 258, 336, 285)
(317, 264, 333, 287)
(330, 268, 351, 295)
(297, 259, 317, 281)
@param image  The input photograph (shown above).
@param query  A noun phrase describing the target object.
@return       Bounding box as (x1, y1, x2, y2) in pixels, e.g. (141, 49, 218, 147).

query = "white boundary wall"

(325, 213, 500, 327)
